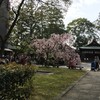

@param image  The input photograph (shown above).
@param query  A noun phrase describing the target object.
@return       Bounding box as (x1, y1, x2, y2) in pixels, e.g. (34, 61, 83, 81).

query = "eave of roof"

(86, 39, 100, 47)
(80, 46, 100, 50)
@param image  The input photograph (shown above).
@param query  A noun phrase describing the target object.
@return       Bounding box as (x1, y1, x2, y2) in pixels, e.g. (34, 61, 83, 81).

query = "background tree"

(8, 0, 40, 52)
(8, 0, 72, 52)
(0, 0, 71, 55)
(31, 33, 80, 67)
(94, 13, 100, 30)
(93, 13, 100, 43)
(32, 1, 66, 38)
(66, 18, 97, 48)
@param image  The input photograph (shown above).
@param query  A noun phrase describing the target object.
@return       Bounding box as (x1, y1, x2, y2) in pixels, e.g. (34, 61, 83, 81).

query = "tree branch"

(12, 7, 17, 15)
(5, 0, 25, 42)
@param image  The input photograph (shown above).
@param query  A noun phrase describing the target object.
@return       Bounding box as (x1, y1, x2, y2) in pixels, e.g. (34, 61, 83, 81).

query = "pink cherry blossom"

(31, 33, 81, 68)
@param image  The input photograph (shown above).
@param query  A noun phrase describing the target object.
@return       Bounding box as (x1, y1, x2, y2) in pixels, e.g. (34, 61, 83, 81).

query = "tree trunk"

(0, 39, 5, 57)
(0, 0, 4, 6)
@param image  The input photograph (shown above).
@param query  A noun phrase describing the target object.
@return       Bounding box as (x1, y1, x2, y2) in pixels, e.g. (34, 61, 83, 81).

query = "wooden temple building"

(79, 39, 100, 62)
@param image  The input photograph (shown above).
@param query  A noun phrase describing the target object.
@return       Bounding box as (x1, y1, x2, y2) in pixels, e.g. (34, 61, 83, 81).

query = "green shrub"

(0, 63, 34, 100)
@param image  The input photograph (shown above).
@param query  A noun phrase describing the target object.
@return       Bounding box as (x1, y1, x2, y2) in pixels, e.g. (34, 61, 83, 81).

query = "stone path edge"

(54, 71, 89, 100)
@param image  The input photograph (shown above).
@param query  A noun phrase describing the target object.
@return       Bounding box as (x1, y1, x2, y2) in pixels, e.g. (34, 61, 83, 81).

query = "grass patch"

(30, 67, 86, 100)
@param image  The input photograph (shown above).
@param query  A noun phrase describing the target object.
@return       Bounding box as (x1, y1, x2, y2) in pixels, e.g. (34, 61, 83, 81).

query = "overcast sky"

(12, 0, 100, 27)
(64, 0, 100, 26)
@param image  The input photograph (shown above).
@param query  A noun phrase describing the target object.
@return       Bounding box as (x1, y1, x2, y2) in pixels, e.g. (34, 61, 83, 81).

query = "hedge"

(0, 63, 34, 100)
